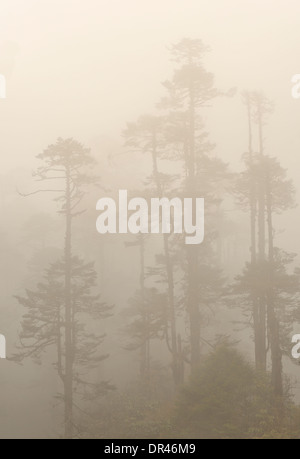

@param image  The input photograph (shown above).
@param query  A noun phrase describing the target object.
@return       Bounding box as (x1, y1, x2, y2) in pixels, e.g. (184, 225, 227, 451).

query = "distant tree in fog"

(123, 39, 232, 382)
(158, 38, 230, 372)
(234, 93, 298, 397)
(124, 116, 184, 386)
(15, 138, 113, 438)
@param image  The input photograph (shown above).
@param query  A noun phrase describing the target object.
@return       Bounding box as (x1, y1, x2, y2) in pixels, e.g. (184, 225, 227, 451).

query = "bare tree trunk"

(245, 94, 261, 370)
(64, 164, 73, 439)
(139, 234, 150, 381)
(267, 296, 283, 396)
(265, 162, 283, 397)
(151, 132, 181, 385)
(256, 101, 267, 372)
(57, 309, 64, 382)
(177, 334, 184, 385)
(187, 81, 200, 373)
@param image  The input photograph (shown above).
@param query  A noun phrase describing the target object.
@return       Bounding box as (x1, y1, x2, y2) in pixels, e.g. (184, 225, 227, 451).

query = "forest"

(1, 0, 300, 440)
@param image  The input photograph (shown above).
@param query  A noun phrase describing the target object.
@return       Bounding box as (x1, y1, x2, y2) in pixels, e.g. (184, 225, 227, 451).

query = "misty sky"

(1, 0, 300, 183)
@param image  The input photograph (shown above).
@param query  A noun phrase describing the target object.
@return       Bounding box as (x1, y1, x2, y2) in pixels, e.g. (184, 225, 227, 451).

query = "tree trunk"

(245, 94, 261, 371)
(187, 81, 200, 373)
(265, 162, 283, 397)
(64, 165, 73, 439)
(256, 102, 267, 372)
(139, 234, 150, 382)
(151, 132, 181, 385)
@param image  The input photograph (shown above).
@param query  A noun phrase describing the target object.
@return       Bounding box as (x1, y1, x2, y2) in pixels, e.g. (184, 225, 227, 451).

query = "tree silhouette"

(158, 39, 229, 372)
(16, 138, 113, 438)
(234, 93, 297, 396)
(124, 115, 184, 385)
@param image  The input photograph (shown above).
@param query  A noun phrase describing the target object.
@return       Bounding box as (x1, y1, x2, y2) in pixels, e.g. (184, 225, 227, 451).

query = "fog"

(0, 0, 300, 439)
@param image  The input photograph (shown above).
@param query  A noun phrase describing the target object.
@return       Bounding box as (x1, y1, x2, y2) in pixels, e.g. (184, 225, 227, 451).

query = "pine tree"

(16, 138, 113, 437)
(158, 39, 229, 372)
(234, 94, 297, 396)
(124, 115, 184, 385)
